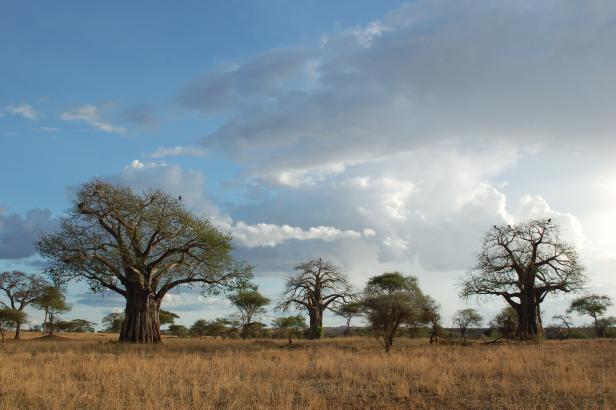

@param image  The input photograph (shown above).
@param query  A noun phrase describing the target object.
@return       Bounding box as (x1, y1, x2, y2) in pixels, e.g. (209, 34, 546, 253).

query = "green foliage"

(102, 312, 125, 333)
(206, 318, 233, 339)
(361, 272, 426, 352)
(333, 301, 363, 336)
(490, 306, 518, 339)
(272, 315, 307, 343)
(55, 319, 96, 333)
(453, 308, 483, 342)
(35, 286, 70, 335)
(569, 294, 613, 337)
(229, 290, 270, 339)
(189, 319, 209, 338)
(168, 324, 189, 338)
(0, 308, 27, 342)
(159, 310, 179, 326)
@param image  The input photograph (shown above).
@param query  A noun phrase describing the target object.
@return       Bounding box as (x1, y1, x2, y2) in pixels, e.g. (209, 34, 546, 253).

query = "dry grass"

(1, 333, 615, 409)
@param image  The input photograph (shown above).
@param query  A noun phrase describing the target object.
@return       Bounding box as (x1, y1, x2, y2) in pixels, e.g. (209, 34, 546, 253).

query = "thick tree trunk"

(515, 295, 543, 341)
(307, 308, 324, 339)
(120, 287, 161, 343)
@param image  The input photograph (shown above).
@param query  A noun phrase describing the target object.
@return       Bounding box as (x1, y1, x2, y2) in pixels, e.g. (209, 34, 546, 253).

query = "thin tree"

(422, 296, 442, 344)
(160, 310, 179, 327)
(35, 286, 70, 335)
(38, 181, 251, 343)
(568, 294, 613, 337)
(453, 308, 483, 343)
(551, 314, 573, 340)
(333, 301, 363, 336)
(168, 324, 189, 338)
(460, 218, 584, 341)
(0, 271, 48, 339)
(278, 258, 353, 339)
(0, 308, 26, 343)
(229, 290, 270, 339)
(361, 272, 426, 353)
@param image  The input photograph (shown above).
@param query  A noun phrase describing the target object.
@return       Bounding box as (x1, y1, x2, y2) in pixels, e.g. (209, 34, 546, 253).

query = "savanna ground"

(1, 333, 615, 409)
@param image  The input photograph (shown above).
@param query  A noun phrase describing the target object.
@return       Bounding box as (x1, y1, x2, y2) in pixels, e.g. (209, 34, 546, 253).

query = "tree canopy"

(460, 218, 584, 340)
(38, 181, 251, 343)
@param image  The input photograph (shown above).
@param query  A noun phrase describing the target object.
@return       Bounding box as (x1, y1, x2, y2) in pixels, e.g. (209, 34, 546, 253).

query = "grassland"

(1, 333, 615, 409)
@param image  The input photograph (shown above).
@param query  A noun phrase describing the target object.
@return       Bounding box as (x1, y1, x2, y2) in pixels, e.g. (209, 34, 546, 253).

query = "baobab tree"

(278, 258, 354, 339)
(461, 218, 584, 341)
(0, 271, 48, 339)
(38, 181, 251, 343)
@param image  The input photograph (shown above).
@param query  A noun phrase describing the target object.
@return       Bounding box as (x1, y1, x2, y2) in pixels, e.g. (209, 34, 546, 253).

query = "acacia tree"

(35, 286, 70, 335)
(102, 312, 125, 332)
(461, 218, 584, 341)
(453, 308, 483, 343)
(568, 294, 613, 337)
(333, 301, 363, 336)
(272, 315, 307, 344)
(422, 296, 442, 344)
(278, 258, 353, 339)
(361, 272, 426, 352)
(38, 181, 251, 343)
(229, 290, 270, 339)
(0, 308, 26, 343)
(0, 271, 48, 339)
(551, 314, 573, 340)
(190, 319, 209, 339)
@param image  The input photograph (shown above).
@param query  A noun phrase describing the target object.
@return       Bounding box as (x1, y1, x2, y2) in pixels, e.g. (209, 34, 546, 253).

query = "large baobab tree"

(38, 181, 251, 343)
(461, 218, 584, 341)
(0, 271, 48, 339)
(278, 258, 354, 339)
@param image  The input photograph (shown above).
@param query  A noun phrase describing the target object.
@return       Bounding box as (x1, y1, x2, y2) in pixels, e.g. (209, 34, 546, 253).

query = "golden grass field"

(1, 333, 615, 409)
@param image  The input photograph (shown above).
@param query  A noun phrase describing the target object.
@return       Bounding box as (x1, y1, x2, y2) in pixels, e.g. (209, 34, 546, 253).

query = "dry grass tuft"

(1, 333, 614, 409)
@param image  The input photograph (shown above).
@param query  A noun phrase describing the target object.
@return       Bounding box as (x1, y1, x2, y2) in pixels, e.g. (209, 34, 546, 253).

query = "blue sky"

(1, 0, 616, 329)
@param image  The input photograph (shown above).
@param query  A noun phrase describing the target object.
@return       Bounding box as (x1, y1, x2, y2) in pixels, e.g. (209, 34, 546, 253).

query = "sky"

(1, 0, 615, 330)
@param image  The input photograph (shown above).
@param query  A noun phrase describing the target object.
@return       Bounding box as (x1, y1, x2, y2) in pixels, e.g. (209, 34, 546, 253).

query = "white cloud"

(4, 104, 43, 121)
(147, 146, 206, 158)
(61, 105, 126, 134)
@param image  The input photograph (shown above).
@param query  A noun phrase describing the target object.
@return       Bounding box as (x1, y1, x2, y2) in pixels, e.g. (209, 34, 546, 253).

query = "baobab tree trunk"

(308, 308, 324, 339)
(515, 293, 543, 341)
(120, 287, 161, 343)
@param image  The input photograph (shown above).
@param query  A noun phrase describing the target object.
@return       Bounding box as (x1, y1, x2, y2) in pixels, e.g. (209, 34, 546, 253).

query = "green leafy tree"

(229, 290, 270, 339)
(568, 294, 613, 337)
(596, 316, 616, 337)
(168, 324, 189, 338)
(56, 319, 96, 333)
(461, 219, 584, 341)
(206, 318, 232, 339)
(0, 271, 48, 339)
(35, 286, 70, 335)
(361, 272, 426, 352)
(190, 319, 209, 339)
(333, 301, 363, 336)
(272, 315, 307, 344)
(279, 258, 354, 339)
(453, 308, 483, 343)
(102, 312, 125, 332)
(0, 308, 27, 342)
(38, 181, 251, 343)
(489, 306, 518, 339)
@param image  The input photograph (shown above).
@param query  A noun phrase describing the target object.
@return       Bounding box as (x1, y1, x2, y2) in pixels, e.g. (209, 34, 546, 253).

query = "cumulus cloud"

(0, 208, 57, 259)
(179, 1, 616, 185)
(146, 146, 206, 158)
(4, 104, 43, 121)
(61, 105, 126, 134)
